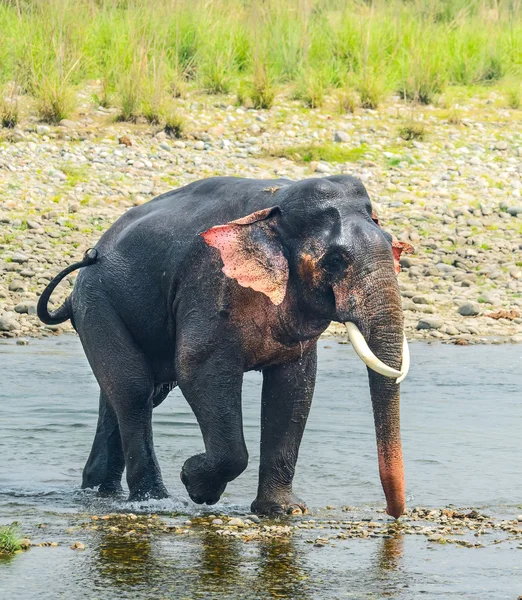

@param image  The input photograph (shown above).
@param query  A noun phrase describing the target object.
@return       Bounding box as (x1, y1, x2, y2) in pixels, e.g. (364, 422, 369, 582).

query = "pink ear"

(201, 207, 289, 305)
(372, 208, 414, 274)
(392, 240, 414, 274)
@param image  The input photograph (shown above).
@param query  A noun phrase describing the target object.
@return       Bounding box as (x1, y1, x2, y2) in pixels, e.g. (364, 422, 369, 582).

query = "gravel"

(1, 89, 522, 344)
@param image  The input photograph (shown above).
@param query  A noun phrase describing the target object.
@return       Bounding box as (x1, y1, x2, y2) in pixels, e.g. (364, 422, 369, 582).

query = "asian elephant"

(37, 176, 412, 517)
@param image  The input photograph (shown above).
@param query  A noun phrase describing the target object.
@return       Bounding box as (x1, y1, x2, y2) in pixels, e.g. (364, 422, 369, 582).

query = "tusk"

(345, 322, 406, 381)
(396, 334, 410, 384)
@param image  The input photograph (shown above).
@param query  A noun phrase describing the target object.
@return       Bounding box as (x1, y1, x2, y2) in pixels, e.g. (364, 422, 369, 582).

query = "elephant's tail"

(37, 248, 98, 325)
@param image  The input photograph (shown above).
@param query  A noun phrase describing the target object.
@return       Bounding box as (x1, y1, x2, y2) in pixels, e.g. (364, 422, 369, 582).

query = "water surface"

(0, 336, 521, 598)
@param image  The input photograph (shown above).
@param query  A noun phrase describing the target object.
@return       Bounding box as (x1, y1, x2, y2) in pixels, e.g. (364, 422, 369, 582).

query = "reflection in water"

(197, 533, 242, 590)
(94, 533, 160, 589)
(369, 533, 406, 598)
(88, 521, 311, 599)
(377, 533, 404, 572)
(256, 537, 309, 599)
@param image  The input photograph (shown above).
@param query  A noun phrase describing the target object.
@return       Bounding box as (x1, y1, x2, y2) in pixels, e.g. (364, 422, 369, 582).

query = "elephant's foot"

(180, 454, 229, 505)
(251, 493, 308, 516)
(127, 479, 169, 503)
(97, 482, 124, 497)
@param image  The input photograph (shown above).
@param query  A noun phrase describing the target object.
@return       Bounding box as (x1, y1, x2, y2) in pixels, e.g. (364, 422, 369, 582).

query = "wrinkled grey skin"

(37, 176, 405, 516)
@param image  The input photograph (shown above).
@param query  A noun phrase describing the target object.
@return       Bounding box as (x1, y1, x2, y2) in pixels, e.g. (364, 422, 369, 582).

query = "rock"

(315, 162, 331, 174)
(444, 325, 460, 336)
(458, 302, 480, 316)
(10, 252, 28, 263)
(159, 142, 171, 152)
(412, 295, 432, 305)
(228, 518, 244, 527)
(417, 317, 443, 330)
(194, 141, 205, 150)
(209, 125, 225, 137)
(478, 292, 499, 305)
(211, 519, 223, 525)
(334, 130, 350, 143)
(36, 125, 51, 135)
(58, 119, 77, 128)
(495, 140, 508, 151)
(507, 206, 522, 216)
(14, 301, 37, 315)
(0, 315, 20, 331)
(70, 542, 85, 550)
(246, 514, 260, 523)
(8, 279, 26, 292)
(16, 338, 29, 345)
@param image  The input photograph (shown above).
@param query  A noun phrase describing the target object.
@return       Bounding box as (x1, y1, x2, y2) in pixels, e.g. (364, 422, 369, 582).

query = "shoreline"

(1, 91, 522, 345)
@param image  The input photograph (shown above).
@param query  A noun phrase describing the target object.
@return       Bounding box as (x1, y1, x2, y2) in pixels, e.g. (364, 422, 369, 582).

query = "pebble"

(0, 315, 20, 331)
(334, 130, 350, 143)
(458, 302, 481, 316)
(1, 91, 522, 345)
(417, 317, 443, 330)
(70, 542, 85, 550)
(36, 125, 50, 135)
(8, 280, 26, 292)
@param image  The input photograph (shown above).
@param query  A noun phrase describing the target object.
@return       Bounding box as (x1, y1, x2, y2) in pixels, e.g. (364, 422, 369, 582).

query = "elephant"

(37, 175, 413, 517)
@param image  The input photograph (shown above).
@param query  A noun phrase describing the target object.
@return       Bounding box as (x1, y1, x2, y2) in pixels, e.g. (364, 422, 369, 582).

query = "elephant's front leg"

(177, 351, 248, 505)
(251, 345, 317, 515)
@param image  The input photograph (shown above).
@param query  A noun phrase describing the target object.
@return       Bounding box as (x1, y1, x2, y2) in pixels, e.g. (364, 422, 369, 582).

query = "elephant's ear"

(371, 209, 414, 274)
(201, 206, 288, 305)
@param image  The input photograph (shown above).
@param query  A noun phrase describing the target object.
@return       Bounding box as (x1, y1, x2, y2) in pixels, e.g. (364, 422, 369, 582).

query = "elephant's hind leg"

(82, 386, 172, 495)
(78, 308, 168, 502)
(82, 391, 125, 495)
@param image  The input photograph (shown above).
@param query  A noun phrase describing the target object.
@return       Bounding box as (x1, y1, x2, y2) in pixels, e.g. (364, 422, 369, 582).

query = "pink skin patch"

(201, 207, 289, 306)
(392, 240, 414, 274)
(372, 209, 414, 274)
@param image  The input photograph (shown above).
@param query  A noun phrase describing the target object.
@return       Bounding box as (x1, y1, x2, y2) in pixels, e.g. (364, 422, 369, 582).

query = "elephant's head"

(202, 176, 413, 518)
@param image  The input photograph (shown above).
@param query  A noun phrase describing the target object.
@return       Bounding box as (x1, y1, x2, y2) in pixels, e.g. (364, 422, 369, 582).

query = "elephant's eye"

(323, 251, 347, 274)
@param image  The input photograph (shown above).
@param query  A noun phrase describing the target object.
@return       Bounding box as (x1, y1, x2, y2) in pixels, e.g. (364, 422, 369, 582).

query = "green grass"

(268, 142, 367, 164)
(399, 121, 427, 141)
(0, 524, 24, 555)
(0, 0, 520, 116)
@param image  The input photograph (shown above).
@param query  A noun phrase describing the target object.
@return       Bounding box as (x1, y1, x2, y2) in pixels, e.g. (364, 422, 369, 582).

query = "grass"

(0, 1, 519, 117)
(250, 62, 275, 110)
(505, 80, 521, 109)
(164, 108, 184, 139)
(267, 142, 367, 164)
(0, 524, 24, 555)
(399, 120, 427, 141)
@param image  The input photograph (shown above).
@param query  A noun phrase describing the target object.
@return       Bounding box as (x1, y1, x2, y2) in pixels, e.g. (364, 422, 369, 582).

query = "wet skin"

(40, 175, 408, 516)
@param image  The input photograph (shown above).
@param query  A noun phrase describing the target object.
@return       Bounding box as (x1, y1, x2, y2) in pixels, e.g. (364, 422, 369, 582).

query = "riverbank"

(1, 90, 522, 343)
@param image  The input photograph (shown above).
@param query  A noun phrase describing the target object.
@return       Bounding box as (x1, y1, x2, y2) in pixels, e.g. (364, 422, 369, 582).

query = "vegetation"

(0, 88, 18, 128)
(399, 120, 427, 141)
(164, 108, 184, 139)
(268, 142, 367, 164)
(0, 524, 24, 555)
(0, 0, 520, 118)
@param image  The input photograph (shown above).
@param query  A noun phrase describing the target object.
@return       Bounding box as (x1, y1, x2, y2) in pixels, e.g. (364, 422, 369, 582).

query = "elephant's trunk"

(365, 278, 405, 519)
(369, 369, 405, 519)
(335, 266, 406, 518)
